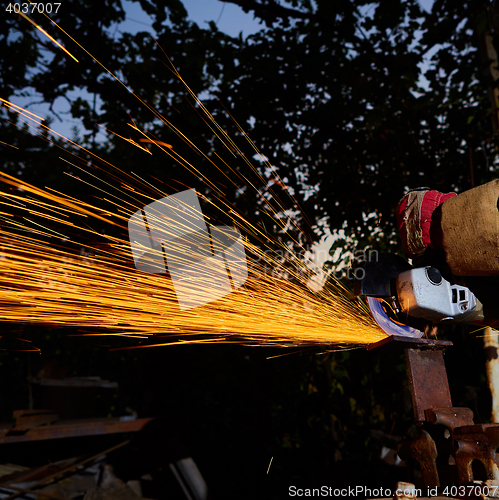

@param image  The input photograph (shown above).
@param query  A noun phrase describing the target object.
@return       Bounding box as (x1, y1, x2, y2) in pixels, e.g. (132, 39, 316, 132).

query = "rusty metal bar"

(367, 335, 452, 353)
(0, 439, 131, 500)
(368, 335, 453, 422)
(12, 410, 59, 431)
(405, 349, 452, 422)
(0, 417, 154, 445)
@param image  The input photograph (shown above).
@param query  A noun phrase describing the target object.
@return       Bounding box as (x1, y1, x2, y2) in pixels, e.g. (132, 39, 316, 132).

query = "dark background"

(0, 0, 497, 498)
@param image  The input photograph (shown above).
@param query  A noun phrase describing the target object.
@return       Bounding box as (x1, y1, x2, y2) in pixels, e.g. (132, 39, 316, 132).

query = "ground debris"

(83, 465, 152, 500)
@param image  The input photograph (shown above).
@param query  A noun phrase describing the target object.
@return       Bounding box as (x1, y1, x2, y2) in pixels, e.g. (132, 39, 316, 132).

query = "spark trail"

(0, 168, 384, 347)
(0, 11, 386, 349)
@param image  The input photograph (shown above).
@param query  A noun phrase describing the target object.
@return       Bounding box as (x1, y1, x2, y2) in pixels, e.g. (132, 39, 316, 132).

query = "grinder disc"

(367, 296, 423, 338)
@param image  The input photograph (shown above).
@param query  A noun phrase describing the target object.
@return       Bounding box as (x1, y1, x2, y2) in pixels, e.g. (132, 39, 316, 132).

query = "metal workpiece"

(369, 335, 499, 490)
(368, 336, 459, 423)
(366, 335, 452, 353)
(405, 349, 452, 423)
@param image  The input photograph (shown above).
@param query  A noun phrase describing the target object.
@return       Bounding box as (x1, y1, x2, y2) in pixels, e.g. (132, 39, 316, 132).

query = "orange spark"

(1, 98, 44, 121)
(138, 139, 173, 148)
(0, 15, 388, 350)
(0, 140, 18, 149)
(99, 125, 152, 154)
(17, 11, 79, 63)
(0, 171, 386, 348)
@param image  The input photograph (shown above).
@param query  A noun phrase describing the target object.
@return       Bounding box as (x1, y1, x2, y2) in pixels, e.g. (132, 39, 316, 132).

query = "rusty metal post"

(484, 327, 499, 423)
(369, 334, 499, 488)
(405, 349, 452, 423)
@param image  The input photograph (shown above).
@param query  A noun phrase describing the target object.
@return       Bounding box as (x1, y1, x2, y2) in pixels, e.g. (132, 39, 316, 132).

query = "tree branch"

(220, 0, 312, 25)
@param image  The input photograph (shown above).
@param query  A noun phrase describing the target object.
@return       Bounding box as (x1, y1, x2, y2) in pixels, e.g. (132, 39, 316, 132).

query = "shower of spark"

(0, 10, 387, 349)
(0, 168, 385, 347)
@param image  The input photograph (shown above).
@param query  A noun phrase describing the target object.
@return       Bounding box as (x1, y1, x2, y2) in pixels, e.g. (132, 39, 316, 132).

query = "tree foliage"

(0, 0, 497, 494)
(218, 0, 498, 252)
(2, 0, 498, 246)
